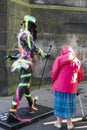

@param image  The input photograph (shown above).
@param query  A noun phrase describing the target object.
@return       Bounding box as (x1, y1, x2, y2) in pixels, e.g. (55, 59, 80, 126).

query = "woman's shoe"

(67, 124, 74, 129)
(54, 122, 62, 128)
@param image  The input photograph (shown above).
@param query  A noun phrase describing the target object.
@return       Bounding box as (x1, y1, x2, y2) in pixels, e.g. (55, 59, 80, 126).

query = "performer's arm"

(31, 39, 50, 58)
(5, 53, 21, 60)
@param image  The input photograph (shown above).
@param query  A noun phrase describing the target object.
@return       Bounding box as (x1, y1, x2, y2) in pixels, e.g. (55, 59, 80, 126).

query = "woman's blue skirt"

(54, 91, 76, 119)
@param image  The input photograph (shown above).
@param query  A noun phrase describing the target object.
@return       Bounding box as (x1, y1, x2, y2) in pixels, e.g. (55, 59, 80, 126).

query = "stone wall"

(31, 7, 87, 79)
(7, 0, 32, 95)
(0, 0, 8, 96)
(30, 0, 87, 7)
(0, 0, 87, 95)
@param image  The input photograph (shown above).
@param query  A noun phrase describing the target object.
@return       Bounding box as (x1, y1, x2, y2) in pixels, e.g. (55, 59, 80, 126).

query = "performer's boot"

(7, 109, 19, 123)
(31, 96, 38, 111)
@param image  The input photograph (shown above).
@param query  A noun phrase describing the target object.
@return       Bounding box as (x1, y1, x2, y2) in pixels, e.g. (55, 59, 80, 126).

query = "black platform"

(0, 104, 53, 130)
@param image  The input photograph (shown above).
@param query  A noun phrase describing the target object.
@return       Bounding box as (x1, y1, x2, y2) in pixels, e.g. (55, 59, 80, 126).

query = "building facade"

(0, 0, 87, 96)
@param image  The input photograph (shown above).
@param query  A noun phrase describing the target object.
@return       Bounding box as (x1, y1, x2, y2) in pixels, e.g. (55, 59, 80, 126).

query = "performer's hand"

(5, 54, 20, 60)
(45, 53, 50, 58)
(5, 55, 12, 60)
(77, 90, 79, 95)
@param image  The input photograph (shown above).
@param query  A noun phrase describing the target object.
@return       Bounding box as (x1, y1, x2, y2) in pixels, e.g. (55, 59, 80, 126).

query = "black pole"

(38, 45, 52, 90)
(77, 90, 87, 121)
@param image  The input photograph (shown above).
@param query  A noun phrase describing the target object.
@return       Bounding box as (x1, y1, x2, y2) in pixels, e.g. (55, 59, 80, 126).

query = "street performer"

(6, 15, 50, 123)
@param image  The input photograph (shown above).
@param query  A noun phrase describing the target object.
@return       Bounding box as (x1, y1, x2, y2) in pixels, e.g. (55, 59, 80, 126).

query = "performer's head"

(20, 15, 37, 40)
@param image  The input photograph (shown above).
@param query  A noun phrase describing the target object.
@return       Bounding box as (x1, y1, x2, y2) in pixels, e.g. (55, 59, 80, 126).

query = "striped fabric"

(54, 91, 76, 118)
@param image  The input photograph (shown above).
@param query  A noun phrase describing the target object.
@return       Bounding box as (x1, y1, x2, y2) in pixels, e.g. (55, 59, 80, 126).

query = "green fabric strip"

(24, 94, 31, 97)
(27, 33, 31, 49)
(40, 49, 45, 58)
(25, 21, 28, 30)
(12, 101, 17, 106)
(21, 73, 32, 78)
(19, 83, 30, 87)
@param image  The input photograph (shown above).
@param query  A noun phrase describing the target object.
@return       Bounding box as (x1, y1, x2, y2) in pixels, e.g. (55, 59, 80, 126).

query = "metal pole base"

(82, 117, 87, 121)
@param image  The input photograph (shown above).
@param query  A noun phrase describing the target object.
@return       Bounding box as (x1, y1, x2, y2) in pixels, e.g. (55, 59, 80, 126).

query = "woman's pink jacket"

(51, 46, 84, 93)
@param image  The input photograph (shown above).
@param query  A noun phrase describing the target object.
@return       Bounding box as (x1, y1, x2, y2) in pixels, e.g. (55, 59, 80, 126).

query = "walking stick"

(34, 45, 52, 100)
(38, 45, 52, 90)
(77, 90, 87, 121)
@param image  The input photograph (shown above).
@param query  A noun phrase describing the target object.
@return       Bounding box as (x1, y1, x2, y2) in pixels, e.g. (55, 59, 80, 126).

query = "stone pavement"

(0, 83, 87, 130)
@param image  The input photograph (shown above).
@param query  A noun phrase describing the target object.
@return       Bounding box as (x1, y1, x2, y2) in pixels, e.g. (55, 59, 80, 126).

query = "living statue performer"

(6, 15, 50, 123)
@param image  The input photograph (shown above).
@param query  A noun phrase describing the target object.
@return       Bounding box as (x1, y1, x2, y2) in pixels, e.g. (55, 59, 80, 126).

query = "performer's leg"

(24, 87, 32, 107)
(23, 68, 38, 110)
(10, 85, 25, 112)
(7, 69, 27, 122)
(24, 87, 38, 110)
(7, 84, 25, 123)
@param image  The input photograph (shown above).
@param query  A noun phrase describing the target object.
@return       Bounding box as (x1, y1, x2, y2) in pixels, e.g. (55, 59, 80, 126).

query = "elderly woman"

(51, 45, 84, 129)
